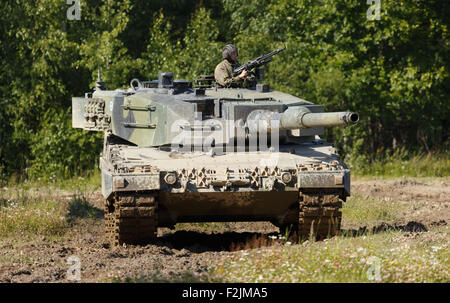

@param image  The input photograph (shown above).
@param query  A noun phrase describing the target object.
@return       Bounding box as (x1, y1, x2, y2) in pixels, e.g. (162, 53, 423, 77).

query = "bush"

(28, 109, 102, 181)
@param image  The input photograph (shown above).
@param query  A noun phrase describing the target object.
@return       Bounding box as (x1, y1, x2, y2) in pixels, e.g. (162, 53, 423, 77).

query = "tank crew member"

(214, 44, 255, 88)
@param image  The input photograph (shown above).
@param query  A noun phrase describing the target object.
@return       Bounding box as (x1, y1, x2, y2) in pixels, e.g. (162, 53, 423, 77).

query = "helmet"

(222, 44, 238, 59)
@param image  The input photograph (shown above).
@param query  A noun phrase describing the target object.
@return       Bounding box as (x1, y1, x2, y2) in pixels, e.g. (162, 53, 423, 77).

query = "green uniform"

(214, 59, 242, 87)
(214, 59, 255, 88)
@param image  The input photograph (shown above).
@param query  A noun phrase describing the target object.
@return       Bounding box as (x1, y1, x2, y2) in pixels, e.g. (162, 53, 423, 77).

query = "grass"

(341, 193, 405, 227)
(0, 191, 69, 237)
(209, 227, 449, 283)
(0, 189, 101, 239)
(5, 170, 101, 192)
(0, 171, 102, 239)
(110, 271, 219, 283)
(350, 152, 449, 178)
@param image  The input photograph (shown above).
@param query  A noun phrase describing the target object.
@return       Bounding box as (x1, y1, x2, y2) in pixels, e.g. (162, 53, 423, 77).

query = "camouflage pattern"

(72, 70, 359, 245)
(214, 59, 243, 87)
(221, 44, 238, 60)
(214, 59, 256, 88)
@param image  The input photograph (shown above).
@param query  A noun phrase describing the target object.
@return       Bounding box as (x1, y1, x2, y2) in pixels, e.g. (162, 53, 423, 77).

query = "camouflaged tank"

(72, 71, 359, 245)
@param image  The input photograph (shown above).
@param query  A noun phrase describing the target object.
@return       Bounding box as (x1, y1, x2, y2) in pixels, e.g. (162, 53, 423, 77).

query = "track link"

(105, 192, 158, 246)
(298, 189, 342, 240)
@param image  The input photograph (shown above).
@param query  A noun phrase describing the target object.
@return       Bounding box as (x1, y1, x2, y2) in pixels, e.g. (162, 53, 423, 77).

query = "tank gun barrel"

(247, 107, 359, 133)
(280, 107, 359, 129)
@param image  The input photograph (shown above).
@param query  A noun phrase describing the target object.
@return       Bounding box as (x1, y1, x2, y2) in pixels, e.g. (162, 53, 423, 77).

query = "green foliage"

(0, 0, 448, 181)
(28, 109, 102, 181)
(142, 8, 222, 79)
(178, 8, 222, 78)
(1, 0, 81, 178)
(76, 0, 142, 88)
(255, 0, 449, 158)
(142, 11, 179, 78)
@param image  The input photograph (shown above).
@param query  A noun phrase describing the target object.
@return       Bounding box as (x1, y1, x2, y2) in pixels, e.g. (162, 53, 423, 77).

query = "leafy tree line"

(0, 0, 448, 181)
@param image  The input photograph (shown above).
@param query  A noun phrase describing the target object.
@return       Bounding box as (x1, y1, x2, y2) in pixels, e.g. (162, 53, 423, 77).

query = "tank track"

(104, 192, 158, 246)
(297, 189, 342, 240)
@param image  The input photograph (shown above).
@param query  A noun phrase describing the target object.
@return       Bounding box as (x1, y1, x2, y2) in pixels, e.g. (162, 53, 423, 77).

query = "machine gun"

(233, 47, 285, 76)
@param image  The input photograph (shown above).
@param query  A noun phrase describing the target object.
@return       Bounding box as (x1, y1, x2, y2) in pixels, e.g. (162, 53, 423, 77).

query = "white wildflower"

(431, 246, 441, 252)
(357, 247, 367, 254)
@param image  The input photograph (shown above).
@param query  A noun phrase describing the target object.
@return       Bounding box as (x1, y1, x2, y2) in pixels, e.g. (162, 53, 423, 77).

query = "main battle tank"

(72, 71, 359, 245)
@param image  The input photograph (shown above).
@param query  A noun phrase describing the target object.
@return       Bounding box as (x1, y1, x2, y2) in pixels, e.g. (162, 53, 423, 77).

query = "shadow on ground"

(149, 221, 433, 252)
(155, 231, 281, 253)
(67, 194, 103, 223)
(340, 221, 429, 237)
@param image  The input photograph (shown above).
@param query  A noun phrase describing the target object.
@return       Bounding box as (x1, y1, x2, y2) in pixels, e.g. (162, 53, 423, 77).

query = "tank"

(72, 70, 359, 245)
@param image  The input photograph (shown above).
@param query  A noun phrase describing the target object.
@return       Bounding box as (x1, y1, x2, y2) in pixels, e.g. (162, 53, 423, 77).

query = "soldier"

(214, 44, 255, 88)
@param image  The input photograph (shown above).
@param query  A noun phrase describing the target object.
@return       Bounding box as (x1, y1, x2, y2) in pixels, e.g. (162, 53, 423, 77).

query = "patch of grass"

(56, 171, 101, 191)
(0, 255, 34, 264)
(0, 192, 68, 237)
(350, 152, 449, 178)
(110, 271, 221, 283)
(341, 193, 404, 227)
(210, 229, 449, 283)
(6, 170, 101, 192)
(67, 193, 103, 221)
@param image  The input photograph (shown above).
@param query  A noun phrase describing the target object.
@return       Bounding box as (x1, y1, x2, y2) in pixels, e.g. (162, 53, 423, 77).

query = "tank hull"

(101, 139, 349, 244)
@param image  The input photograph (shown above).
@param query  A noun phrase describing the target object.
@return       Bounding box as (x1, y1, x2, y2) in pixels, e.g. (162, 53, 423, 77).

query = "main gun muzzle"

(246, 107, 359, 133)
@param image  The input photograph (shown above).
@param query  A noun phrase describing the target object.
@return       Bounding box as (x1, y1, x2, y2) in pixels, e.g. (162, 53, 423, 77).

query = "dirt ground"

(0, 177, 448, 283)
(350, 178, 449, 228)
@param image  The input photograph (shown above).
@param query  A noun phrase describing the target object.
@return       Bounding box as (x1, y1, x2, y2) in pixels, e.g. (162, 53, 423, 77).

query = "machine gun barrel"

(246, 107, 359, 133)
(233, 47, 285, 76)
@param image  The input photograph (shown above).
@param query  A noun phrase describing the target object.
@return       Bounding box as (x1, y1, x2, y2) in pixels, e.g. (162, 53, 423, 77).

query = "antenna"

(95, 69, 106, 91)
